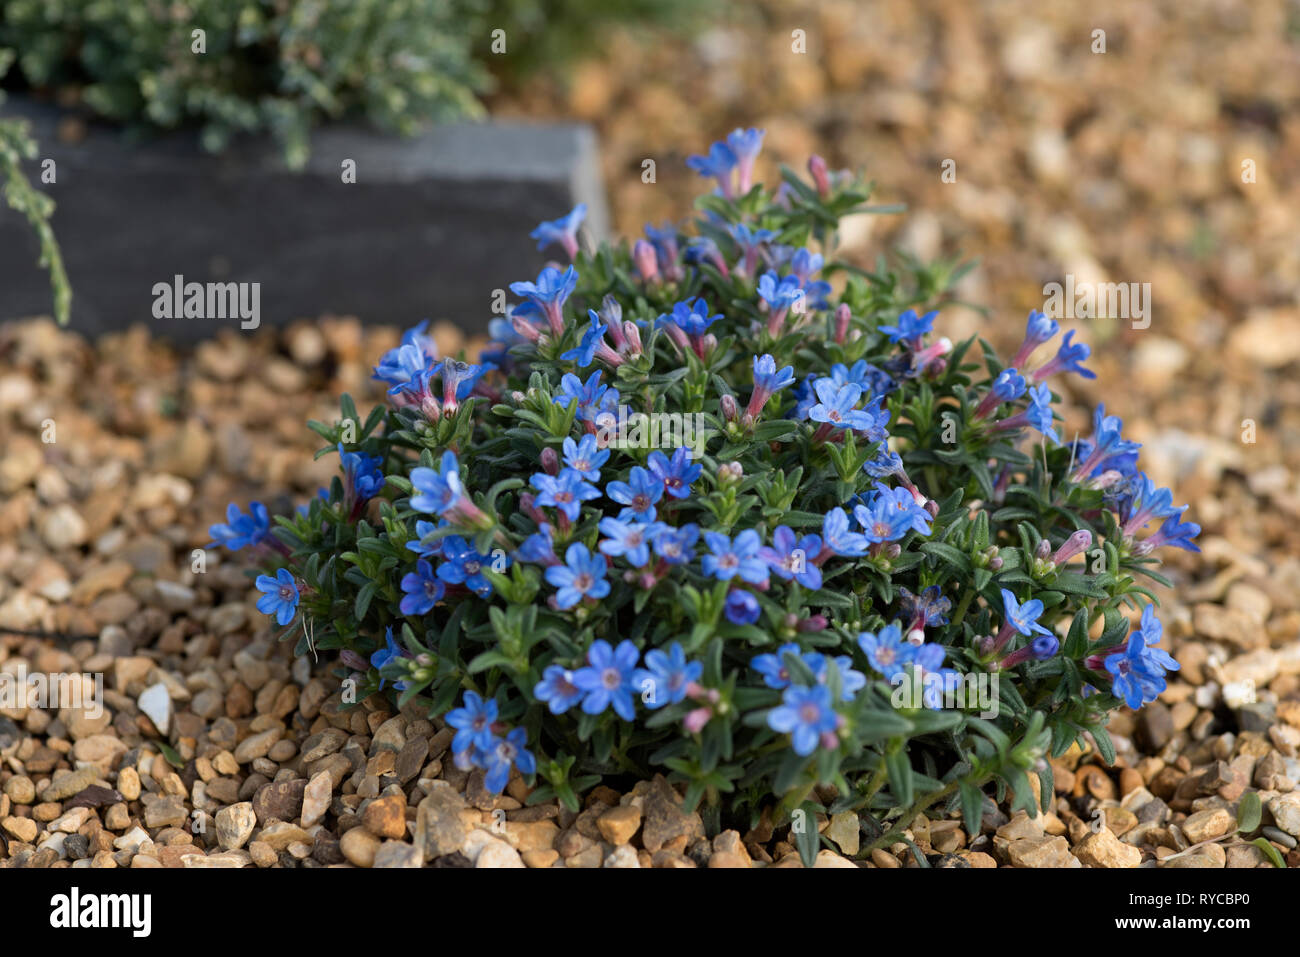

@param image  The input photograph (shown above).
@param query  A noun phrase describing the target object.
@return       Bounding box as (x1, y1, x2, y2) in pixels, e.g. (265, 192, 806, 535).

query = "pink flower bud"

(808, 154, 831, 197)
(633, 240, 659, 283)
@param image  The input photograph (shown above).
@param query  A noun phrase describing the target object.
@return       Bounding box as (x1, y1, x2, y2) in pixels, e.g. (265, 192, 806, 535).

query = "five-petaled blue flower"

(1001, 588, 1053, 637)
(255, 567, 299, 626)
(879, 309, 937, 344)
(647, 447, 702, 499)
(438, 536, 498, 597)
(751, 642, 802, 690)
(759, 525, 823, 590)
(399, 559, 444, 616)
(723, 589, 762, 626)
(808, 379, 879, 431)
(607, 466, 664, 522)
(658, 298, 723, 337)
(641, 642, 703, 708)
(653, 523, 699, 565)
(208, 501, 271, 550)
(702, 529, 768, 584)
(447, 691, 498, 758)
(767, 684, 838, 756)
(530, 203, 586, 255)
(598, 517, 665, 568)
(572, 639, 646, 721)
(531, 468, 600, 521)
(477, 727, 537, 794)
(534, 664, 585, 714)
(369, 627, 405, 689)
(562, 434, 609, 481)
(410, 450, 465, 515)
(858, 624, 913, 682)
(545, 543, 610, 609)
(823, 507, 869, 557)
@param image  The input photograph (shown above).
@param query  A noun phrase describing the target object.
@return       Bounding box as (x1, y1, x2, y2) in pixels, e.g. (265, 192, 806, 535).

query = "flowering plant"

(213, 130, 1197, 859)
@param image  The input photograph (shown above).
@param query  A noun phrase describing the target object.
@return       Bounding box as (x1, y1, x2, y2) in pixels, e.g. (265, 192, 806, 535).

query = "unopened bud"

(720, 393, 739, 422)
(540, 446, 559, 476)
(633, 239, 659, 283)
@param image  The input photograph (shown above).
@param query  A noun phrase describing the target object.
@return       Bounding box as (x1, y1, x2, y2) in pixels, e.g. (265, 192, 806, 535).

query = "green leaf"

(1251, 837, 1286, 868)
(1236, 792, 1262, 833)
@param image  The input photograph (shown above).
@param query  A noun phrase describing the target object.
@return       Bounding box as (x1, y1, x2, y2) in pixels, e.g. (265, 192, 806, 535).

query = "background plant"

(0, 0, 710, 168)
(213, 131, 1198, 863)
(0, 49, 69, 324)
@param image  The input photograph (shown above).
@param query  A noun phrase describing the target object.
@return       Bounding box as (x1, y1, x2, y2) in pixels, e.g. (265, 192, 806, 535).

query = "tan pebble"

(117, 767, 141, 801)
(521, 848, 560, 868)
(340, 827, 380, 867)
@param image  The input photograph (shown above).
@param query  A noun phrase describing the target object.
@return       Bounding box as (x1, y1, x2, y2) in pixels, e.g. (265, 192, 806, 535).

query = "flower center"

(601, 668, 621, 690)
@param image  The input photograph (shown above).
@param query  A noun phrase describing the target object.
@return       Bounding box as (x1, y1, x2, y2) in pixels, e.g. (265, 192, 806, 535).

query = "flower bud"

(834, 303, 852, 344)
(633, 239, 659, 283)
(540, 446, 559, 476)
(808, 154, 831, 197)
(720, 393, 739, 422)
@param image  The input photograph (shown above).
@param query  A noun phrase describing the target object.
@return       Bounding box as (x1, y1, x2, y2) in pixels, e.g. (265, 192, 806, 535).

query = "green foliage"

(0, 49, 70, 324)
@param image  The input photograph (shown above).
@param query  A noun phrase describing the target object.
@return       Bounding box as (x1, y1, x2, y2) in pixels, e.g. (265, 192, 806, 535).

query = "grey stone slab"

(0, 98, 608, 342)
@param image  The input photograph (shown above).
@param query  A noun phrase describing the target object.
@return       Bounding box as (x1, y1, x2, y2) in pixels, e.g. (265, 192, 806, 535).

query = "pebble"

(1267, 793, 1300, 838)
(3, 776, 36, 805)
(373, 841, 422, 868)
(1182, 807, 1235, 844)
(252, 779, 306, 825)
(41, 768, 98, 802)
(137, 682, 172, 735)
(476, 837, 525, 868)
(362, 794, 407, 839)
(1073, 826, 1142, 868)
(340, 827, 380, 867)
(233, 728, 283, 764)
(1005, 835, 1081, 868)
(301, 771, 333, 828)
(2, 815, 39, 843)
(596, 804, 642, 846)
(215, 802, 257, 850)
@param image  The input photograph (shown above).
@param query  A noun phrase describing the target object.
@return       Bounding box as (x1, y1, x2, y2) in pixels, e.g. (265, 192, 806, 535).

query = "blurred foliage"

(0, 0, 711, 168)
(0, 49, 70, 324)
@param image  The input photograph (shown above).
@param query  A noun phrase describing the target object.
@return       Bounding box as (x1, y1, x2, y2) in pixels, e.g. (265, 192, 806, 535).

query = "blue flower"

(369, 627, 405, 689)
(1035, 328, 1096, 381)
(1119, 472, 1179, 533)
(853, 493, 914, 544)
(516, 523, 558, 564)
(530, 203, 586, 255)
(598, 517, 665, 568)
(725, 127, 765, 166)
(437, 536, 497, 597)
(647, 447, 702, 499)
(534, 664, 584, 714)
(911, 644, 962, 709)
(822, 507, 869, 556)
(554, 370, 619, 423)
(1012, 309, 1059, 366)
(510, 264, 578, 310)
(1138, 507, 1201, 554)
(653, 523, 699, 565)
(1001, 588, 1053, 637)
(1104, 618, 1179, 709)
(701, 529, 768, 584)
(723, 589, 762, 625)
(562, 434, 609, 481)
(545, 543, 610, 609)
(447, 691, 499, 758)
(1074, 404, 1142, 479)
(658, 298, 723, 337)
(641, 642, 702, 708)
(477, 727, 536, 794)
(254, 567, 299, 626)
(531, 468, 600, 521)
(990, 368, 1026, 403)
(560, 310, 608, 368)
(410, 450, 465, 515)
(865, 482, 932, 536)
(804, 652, 867, 702)
(338, 443, 385, 501)
(767, 684, 838, 756)
(751, 642, 802, 690)
(898, 585, 951, 630)
(405, 519, 444, 558)
(1024, 383, 1059, 442)
(878, 309, 937, 344)
(686, 140, 739, 190)
(607, 466, 664, 522)
(757, 271, 804, 311)
(208, 501, 271, 550)
(808, 379, 882, 431)
(752, 354, 796, 395)
(759, 525, 823, 589)
(399, 559, 444, 616)
(828, 359, 893, 398)
(572, 639, 644, 721)
(858, 624, 913, 682)
(374, 340, 435, 396)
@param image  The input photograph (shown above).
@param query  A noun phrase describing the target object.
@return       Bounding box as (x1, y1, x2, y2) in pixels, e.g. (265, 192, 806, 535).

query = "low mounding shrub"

(1, 0, 488, 167)
(212, 131, 1198, 856)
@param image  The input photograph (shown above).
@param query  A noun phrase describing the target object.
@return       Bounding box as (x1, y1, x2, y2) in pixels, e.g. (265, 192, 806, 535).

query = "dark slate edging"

(0, 98, 609, 342)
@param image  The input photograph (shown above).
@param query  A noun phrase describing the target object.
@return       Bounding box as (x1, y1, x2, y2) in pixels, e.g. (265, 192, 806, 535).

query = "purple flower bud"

(634, 240, 659, 283)
(720, 393, 739, 422)
(808, 154, 831, 197)
(834, 303, 852, 344)
(1051, 529, 1092, 565)
(540, 447, 559, 476)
